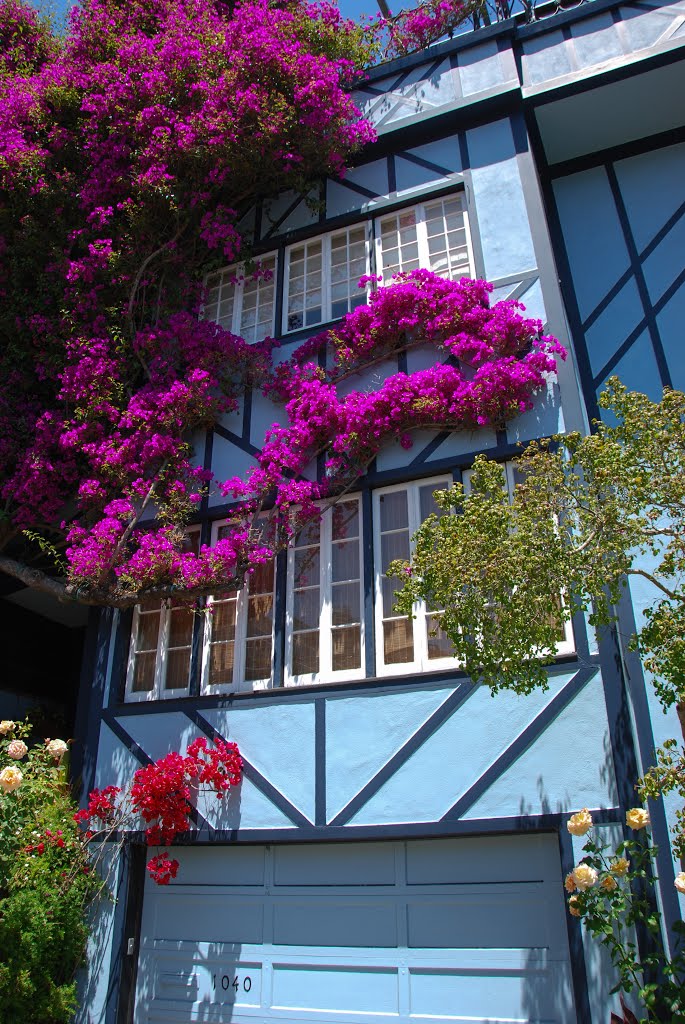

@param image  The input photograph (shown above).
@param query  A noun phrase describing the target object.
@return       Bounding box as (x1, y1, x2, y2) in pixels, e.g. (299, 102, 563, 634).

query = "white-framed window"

(204, 252, 277, 344)
(462, 462, 575, 657)
(285, 497, 365, 686)
(283, 224, 370, 333)
(375, 194, 473, 283)
(201, 522, 276, 694)
(125, 529, 201, 702)
(373, 477, 457, 677)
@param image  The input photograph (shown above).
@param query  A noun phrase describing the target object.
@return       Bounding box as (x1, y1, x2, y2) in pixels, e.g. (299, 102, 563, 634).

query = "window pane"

(209, 641, 235, 685)
(381, 574, 403, 618)
(293, 588, 320, 631)
(287, 241, 323, 332)
(294, 547, 320, 588)
(165, 648, 191, 690)
(240, 255, 276, 344)
(383, 619, 414, 664)
(423, 198, 469, 279)
(211, 599, 237, 643)
(419, 483, 442, 522)
(381, 531, 410, 571)
(332, 540, 360, 583)
(332, 582, 360, 626)
(294, 519, 320, 547)
(137, 609, 161, 652)
(426, 614, 455, 660)
(247, 594, 274, 637)
(132, 652, 156, 692)
(168, 604, 194, 648)
(245, 638, 272, 681)
(250, 560, 275, 595)
(379, 212, 418, 280)
(332, 626, 361, 671)
(292, 631, 319, 675)
(332, 501, 359, 540)
(326, 226, 368, 320)
(379, 490, 408, 532)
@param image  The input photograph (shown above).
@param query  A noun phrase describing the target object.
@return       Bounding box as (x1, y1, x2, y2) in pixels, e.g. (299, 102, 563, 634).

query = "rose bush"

(0, 719, 100, 1024)
(563, 807, 685, 1024)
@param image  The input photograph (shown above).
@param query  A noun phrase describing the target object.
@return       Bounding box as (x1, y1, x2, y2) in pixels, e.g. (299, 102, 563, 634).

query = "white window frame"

(124, 527, 201, 702)
(462, 462, 575, 658)
(285, 496, 366, 687)
(282, 223, 371, 335)
(373, 476, 458, 678)
(200, 519, 276, 695)
(374, 192, 474, 284)
(203, 251, 278, 344)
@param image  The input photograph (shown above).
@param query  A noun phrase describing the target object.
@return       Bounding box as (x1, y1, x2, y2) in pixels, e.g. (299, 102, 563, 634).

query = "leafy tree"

(392, 378, 685, 850)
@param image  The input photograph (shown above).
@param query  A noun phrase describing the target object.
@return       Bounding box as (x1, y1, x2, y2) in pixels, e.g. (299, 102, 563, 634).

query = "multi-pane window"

(204, 253, 277, 344)
(373, 478, 456, 676)
(125, 530, 200, 701)
(201, 523, 276, 693)
(284, 225, 370, 333)
(285, 498, 364, 685)
(376, 195, 472, 283)
(461, 463, 575, 656)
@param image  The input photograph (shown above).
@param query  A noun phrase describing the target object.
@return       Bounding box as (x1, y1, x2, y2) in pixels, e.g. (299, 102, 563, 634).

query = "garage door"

(134, 834, 576, 1024)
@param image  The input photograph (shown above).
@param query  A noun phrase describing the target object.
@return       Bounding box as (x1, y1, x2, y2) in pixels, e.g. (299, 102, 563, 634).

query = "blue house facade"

(76, 1, 685, 1020)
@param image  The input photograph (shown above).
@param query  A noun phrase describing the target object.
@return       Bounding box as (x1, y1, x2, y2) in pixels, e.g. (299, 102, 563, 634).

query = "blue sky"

(41, 0, 383, 29)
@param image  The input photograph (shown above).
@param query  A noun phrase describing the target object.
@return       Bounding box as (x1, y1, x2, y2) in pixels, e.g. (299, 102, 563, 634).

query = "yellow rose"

(675, 872, 685, 895)
(0, 766, 23, 793)
(572, 863, 598, 890)
(564, 872, 576, 893)
(610, 857, 630, 877)
(626, 807, 650, 831)
(568, 896, 582, 917)
(600, 875, 618, 892)
(6, 740, 27, 760)
(0, 720, 15, 736)
(566, 808, 593, 836)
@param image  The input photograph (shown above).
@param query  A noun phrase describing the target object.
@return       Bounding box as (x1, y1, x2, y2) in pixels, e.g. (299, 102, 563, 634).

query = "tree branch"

(126, 227, 183, 326)
(626, 567, 680, 602)
(0, 556, 69, 602)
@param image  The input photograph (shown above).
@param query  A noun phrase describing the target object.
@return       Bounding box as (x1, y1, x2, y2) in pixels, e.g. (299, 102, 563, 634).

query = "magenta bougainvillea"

(75, 737, 243, 883)
(0, 0, 558, 609)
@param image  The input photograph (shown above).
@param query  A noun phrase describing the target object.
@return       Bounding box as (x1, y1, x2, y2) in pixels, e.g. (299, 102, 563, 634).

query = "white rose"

(0, 766, 23, 793)
(675, 872, 685, 895)
(46, 739, 68, 761)
(7, 740, 27, 760)
(0, 721, 15, 736)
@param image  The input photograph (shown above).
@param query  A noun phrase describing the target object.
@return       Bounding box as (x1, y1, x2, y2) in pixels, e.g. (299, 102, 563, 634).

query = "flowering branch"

(74, 737, 243, 884)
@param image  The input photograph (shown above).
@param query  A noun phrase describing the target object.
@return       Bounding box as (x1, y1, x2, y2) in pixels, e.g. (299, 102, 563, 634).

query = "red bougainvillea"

(75, 738, 243, 883)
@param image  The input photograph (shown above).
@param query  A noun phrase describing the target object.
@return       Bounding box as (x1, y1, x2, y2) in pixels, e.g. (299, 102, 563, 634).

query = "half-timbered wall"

(76, 1, 685, 1021)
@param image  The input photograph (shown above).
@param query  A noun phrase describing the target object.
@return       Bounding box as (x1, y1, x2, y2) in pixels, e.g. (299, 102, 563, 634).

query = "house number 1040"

(212, 974, 252, 994)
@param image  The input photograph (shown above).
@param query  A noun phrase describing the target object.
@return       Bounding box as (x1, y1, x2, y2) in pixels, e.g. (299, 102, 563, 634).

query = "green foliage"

(0, 720, 101, 1024)
(392, 378, 685, 700)
(640, 740, 685, 862)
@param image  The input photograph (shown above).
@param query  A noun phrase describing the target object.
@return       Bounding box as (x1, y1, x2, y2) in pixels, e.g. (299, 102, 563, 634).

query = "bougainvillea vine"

(0, 0, 561, 612)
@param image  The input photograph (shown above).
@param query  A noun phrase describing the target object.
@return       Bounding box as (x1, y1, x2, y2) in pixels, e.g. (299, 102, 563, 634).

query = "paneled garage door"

(134, 834, 576, 1024)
